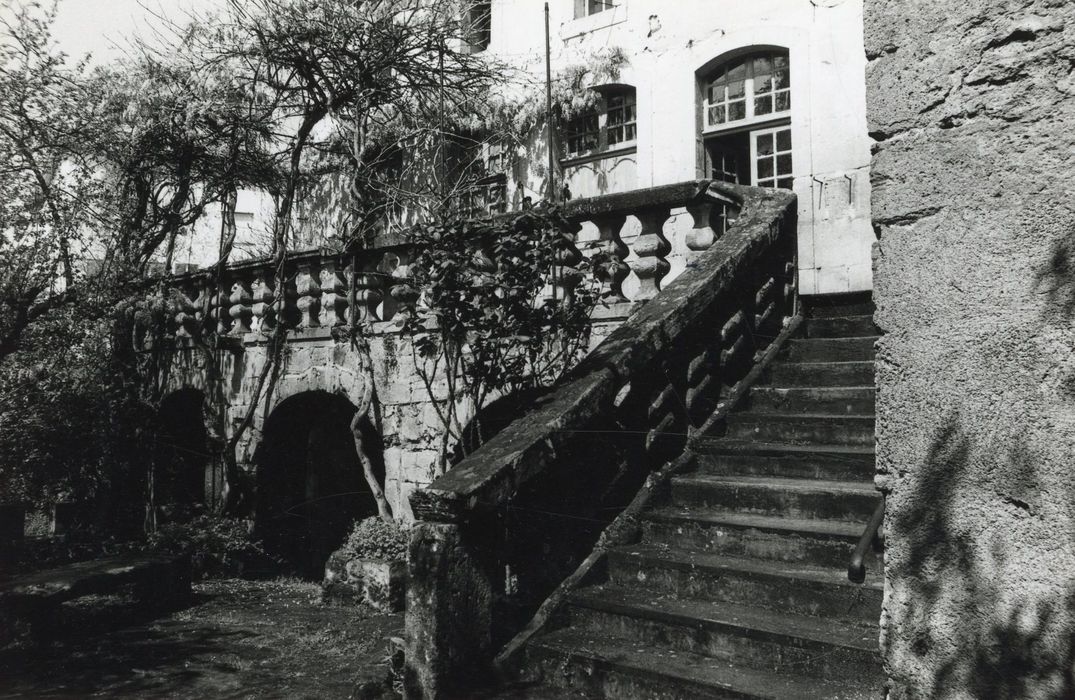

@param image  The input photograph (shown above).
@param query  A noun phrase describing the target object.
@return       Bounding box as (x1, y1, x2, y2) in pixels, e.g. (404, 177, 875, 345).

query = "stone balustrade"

(157, 180, 738, 343)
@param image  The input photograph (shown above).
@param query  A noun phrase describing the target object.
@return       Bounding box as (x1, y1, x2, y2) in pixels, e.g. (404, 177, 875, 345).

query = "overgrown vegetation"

(404, 207, 605, 473)
(337, 516, 409, 562)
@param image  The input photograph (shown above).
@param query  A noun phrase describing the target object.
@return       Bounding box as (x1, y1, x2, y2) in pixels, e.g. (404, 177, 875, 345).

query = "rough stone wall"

(160, 313, 631, 523)
(866, 1, 1075, 696)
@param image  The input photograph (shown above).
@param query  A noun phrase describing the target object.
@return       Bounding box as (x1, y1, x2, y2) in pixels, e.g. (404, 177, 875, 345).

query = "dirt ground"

(0, 578, 404, 699)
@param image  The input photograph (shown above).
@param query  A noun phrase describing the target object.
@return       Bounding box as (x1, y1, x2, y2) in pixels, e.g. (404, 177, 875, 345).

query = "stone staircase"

(516, 301, 885, 699)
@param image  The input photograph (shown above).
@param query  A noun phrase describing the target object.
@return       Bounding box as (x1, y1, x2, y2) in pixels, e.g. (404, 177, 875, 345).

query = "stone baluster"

(629, 208, 671, 301)
(319, 259, 349, 327)
(173, 280, 200, 338)
(193, 279, 211, 333)
(211, 278, 232, 335)
(295, 261, 322, 329)
(380, 251, 419, 319)
(552, 230, 584, 307)
(352, 266, 384, 323)
(228, 274, 254, 335)
(685, 195, 722, 253)
(754, 275, 777, 329)
(686, 343, 719, 426)
(592, 214, 630, 303)
(250, 269, 277, 334)
(471, 244, 497, 288)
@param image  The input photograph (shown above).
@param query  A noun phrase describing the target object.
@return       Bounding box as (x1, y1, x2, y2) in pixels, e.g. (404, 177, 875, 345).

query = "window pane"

(708, 84, 723, 103)
(774, 54, 789, 70)
(755, 74, 773, 94)
(728, 100, 746, 121)
(728, 60, 747, 81)
(777, 153, 792, 175)
(777, 177, 794, 190)
(753, 56, 772, 76)
(776, 128, 792, 151)
(625, 123, 636, 141)
(756, 132, 774, 155)
(774, 70, 790, 90)
(758, 178, 775, 188)
(754, 96, 773, 115)
(775, 91, 791, 112)
(728, 79, 746, 98)
(709, 105, 726, 124)
(758, 157, 774, 179)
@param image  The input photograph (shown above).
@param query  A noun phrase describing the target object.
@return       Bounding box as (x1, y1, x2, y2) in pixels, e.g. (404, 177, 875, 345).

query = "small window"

(562, 87, 637, 160)
(464, 1, 491, 53)
(574, 0, 617, 19)
(704, 51, 790, 130)
(752, 126, 794, 190)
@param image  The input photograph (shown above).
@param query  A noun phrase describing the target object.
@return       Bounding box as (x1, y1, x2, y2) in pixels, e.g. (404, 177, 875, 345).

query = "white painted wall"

(485, 0, 874, 294)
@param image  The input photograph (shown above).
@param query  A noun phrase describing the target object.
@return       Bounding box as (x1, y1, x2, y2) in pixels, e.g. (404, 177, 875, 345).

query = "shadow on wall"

(888, 415, 1075, 698)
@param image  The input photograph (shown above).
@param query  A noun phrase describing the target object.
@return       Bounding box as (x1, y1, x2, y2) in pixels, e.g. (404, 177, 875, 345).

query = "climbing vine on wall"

(402, 207, 607, 474)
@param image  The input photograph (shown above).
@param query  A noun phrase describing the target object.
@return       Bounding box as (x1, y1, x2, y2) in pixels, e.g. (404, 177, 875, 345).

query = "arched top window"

(703, 50, 790, 131)
(562, 85, 637, 161)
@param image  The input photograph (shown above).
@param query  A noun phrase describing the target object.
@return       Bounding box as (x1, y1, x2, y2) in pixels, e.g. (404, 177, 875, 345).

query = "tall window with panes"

(562, 87, 637, 160)
(702, 50, 793, 191)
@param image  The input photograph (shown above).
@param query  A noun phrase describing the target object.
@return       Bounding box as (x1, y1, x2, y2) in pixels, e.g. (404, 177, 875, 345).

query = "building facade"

(480, 0, 874, 296)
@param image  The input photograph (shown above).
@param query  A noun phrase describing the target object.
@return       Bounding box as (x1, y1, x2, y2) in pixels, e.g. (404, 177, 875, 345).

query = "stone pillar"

(404, 522, 493, 700)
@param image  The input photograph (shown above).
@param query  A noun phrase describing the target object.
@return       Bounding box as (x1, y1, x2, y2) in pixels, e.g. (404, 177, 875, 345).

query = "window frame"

(702, 51, 791, 133)
(574, 0, 618, 19)
(463, 1, 491, 54)
(560, 86, 638, 163)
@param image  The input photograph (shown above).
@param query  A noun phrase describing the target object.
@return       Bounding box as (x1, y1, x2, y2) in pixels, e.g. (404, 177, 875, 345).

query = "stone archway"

(254, 390, 385, 578)
(155, 388, 210, 522)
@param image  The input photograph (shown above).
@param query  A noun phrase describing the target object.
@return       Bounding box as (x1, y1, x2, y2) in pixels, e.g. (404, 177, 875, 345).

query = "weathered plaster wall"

(866, 1, 1075, 696)
(489, 0, 875, 295)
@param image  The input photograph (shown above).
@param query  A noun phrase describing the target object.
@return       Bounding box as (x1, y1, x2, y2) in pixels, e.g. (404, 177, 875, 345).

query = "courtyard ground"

(0, 578, 404, 699)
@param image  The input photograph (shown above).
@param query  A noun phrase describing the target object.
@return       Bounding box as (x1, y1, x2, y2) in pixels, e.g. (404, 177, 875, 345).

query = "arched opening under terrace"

(254, 390, 385, 579)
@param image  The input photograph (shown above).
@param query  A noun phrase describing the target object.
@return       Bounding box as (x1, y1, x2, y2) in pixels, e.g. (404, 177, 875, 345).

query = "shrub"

(149, 515, 272, 578)
(338, 516, 408, 562)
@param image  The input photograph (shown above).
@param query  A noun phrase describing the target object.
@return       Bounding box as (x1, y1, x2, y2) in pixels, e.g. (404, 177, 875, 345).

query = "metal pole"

(545, 2, 556, 204)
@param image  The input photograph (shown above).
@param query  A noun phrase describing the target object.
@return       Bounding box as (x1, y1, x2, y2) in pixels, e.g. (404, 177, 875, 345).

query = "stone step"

(525, 628, 881, 700)
(692, 440, 875, 482)
(725, 413, 875, 446)
(766, 361, 875, 388)
(747, 386, 876, 415)
(563, 587, 882, 685)
(802, 292, 875, 319)
(642, 508, 875, 570)
(607, 546, 883, 622)
(785, 337, 878, 363)
(670, 475, 880, 522)
(804, 315, 878, 339)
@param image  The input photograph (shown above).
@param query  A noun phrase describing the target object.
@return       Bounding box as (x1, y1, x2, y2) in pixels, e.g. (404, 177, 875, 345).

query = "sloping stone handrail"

(404, 181, 798, 699)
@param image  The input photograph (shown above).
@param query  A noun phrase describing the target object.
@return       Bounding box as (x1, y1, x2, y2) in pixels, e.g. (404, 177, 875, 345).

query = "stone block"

(322, 551, 406, 612)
